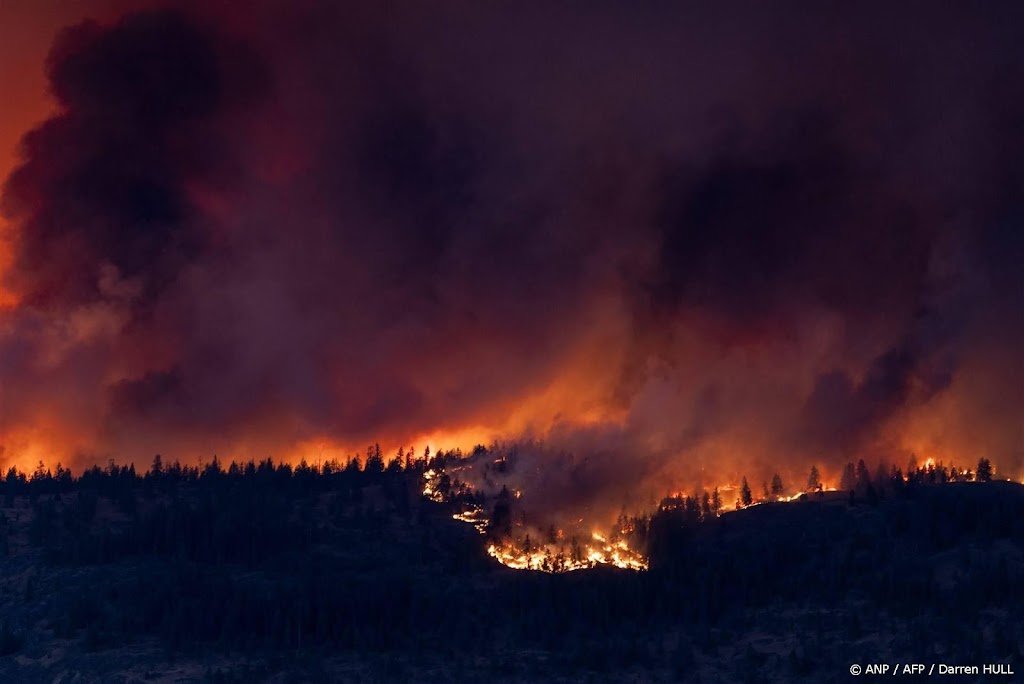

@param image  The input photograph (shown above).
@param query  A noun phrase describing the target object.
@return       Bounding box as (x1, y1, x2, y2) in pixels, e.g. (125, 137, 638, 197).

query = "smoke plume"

(1, 2, 1021, 520)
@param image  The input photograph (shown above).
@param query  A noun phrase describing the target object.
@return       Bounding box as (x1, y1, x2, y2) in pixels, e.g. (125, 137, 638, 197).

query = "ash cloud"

(2, 10, 263, 310)
(0, 2, 1021, 514)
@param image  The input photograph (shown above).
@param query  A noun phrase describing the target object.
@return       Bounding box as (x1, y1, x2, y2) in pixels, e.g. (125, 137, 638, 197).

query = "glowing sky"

(0, 1, 1021, 501)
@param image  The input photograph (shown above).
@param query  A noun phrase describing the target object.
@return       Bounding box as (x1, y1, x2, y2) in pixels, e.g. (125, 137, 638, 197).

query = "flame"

(485, 532, 648, 572)
(0, 424, 83, 474)
(408, 426, 496, 460)
(428, 465, 649, 572)
(452, 509, 489, 534)
(421, 469, 446, 503)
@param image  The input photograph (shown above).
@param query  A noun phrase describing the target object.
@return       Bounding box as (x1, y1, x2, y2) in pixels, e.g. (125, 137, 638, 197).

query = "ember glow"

(486, 533, 648, 574)
(424, 443, 1013, 573)
(429, 463, 649, 572)
(0, 3, 1022, 541)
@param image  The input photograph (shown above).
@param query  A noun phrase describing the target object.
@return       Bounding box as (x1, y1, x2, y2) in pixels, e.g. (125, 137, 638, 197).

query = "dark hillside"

(0, 462, 1021, 682)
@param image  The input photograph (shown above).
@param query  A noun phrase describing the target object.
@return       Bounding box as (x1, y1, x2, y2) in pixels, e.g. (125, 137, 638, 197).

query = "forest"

(0, 447, 1021, 682)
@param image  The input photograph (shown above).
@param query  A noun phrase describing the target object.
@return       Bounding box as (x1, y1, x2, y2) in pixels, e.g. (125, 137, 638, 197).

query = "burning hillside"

(1, 3, 1023, 682)
(1, 446, 1023, 682)
(423, 443, 1012, 573)
(423, 449, 650, 572)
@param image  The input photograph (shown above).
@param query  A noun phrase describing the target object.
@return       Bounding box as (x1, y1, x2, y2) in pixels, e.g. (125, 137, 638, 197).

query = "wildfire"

(485, 531, 648, 572)
(449, 497, 648, 572)
(422, 444, 1010, 574)
(423, 461, 649, 572)
(431, 466, 843, 572)
(451, 509, 488, 534)
(421, 469, 444, 502)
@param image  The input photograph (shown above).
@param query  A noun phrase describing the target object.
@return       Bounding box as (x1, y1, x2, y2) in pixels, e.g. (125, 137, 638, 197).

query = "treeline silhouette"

(0, 447, 495, 656)
(676, 457, 1001, 513)
(0, 447, 1021, 681)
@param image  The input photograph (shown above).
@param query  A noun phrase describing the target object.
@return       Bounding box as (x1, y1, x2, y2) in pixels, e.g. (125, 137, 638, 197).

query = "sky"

(0, 0, 141, 307)
(0, 1, 1021, 511)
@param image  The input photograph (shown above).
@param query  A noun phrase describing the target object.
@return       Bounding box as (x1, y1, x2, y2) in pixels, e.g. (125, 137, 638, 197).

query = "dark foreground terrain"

(0, 456, 1021, 683)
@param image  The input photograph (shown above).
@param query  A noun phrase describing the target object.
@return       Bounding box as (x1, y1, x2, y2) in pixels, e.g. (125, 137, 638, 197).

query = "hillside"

(0, 463, 1021, 682)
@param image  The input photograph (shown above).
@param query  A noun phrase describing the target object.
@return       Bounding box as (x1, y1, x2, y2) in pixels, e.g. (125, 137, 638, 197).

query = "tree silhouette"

(486, 485, 514, 539)
(855, 459, 870, 487)
(365, 444, 385, 473)
(976, 458, 993, 482)
(839, 463, 856, 491)
(807, 465, 821, 492)
(770, 474, 784, 498)
(740, 477, 752, 507)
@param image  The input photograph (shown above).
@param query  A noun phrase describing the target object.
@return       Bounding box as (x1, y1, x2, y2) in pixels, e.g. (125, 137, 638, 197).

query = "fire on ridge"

(424, 446, 1010, 574)
(423, 459, 650, 572)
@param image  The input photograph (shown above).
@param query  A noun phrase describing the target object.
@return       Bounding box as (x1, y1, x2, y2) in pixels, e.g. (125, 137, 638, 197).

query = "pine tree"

(807, 465, 821, 492)
(740, 477, 752, 507)
(366, 444, 385, 473)
(976, 458, 993, 482)
(770, 473, 784, 497)
(855, 459, 870, 490)
(839, 462, 856, 491)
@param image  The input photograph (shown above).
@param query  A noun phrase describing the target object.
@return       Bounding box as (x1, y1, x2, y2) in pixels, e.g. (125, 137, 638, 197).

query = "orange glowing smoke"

(0, 1, 1021, 509)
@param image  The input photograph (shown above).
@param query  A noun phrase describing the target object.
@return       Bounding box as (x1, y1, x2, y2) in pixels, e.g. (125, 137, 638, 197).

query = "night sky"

(0, 1, 1021, 513)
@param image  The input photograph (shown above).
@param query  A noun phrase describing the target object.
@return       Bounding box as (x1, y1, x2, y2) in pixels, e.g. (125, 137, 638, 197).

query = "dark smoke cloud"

(649, 120, 930, 328)
(2, 10, 265, 309)
(0, 2, 1021, 516)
